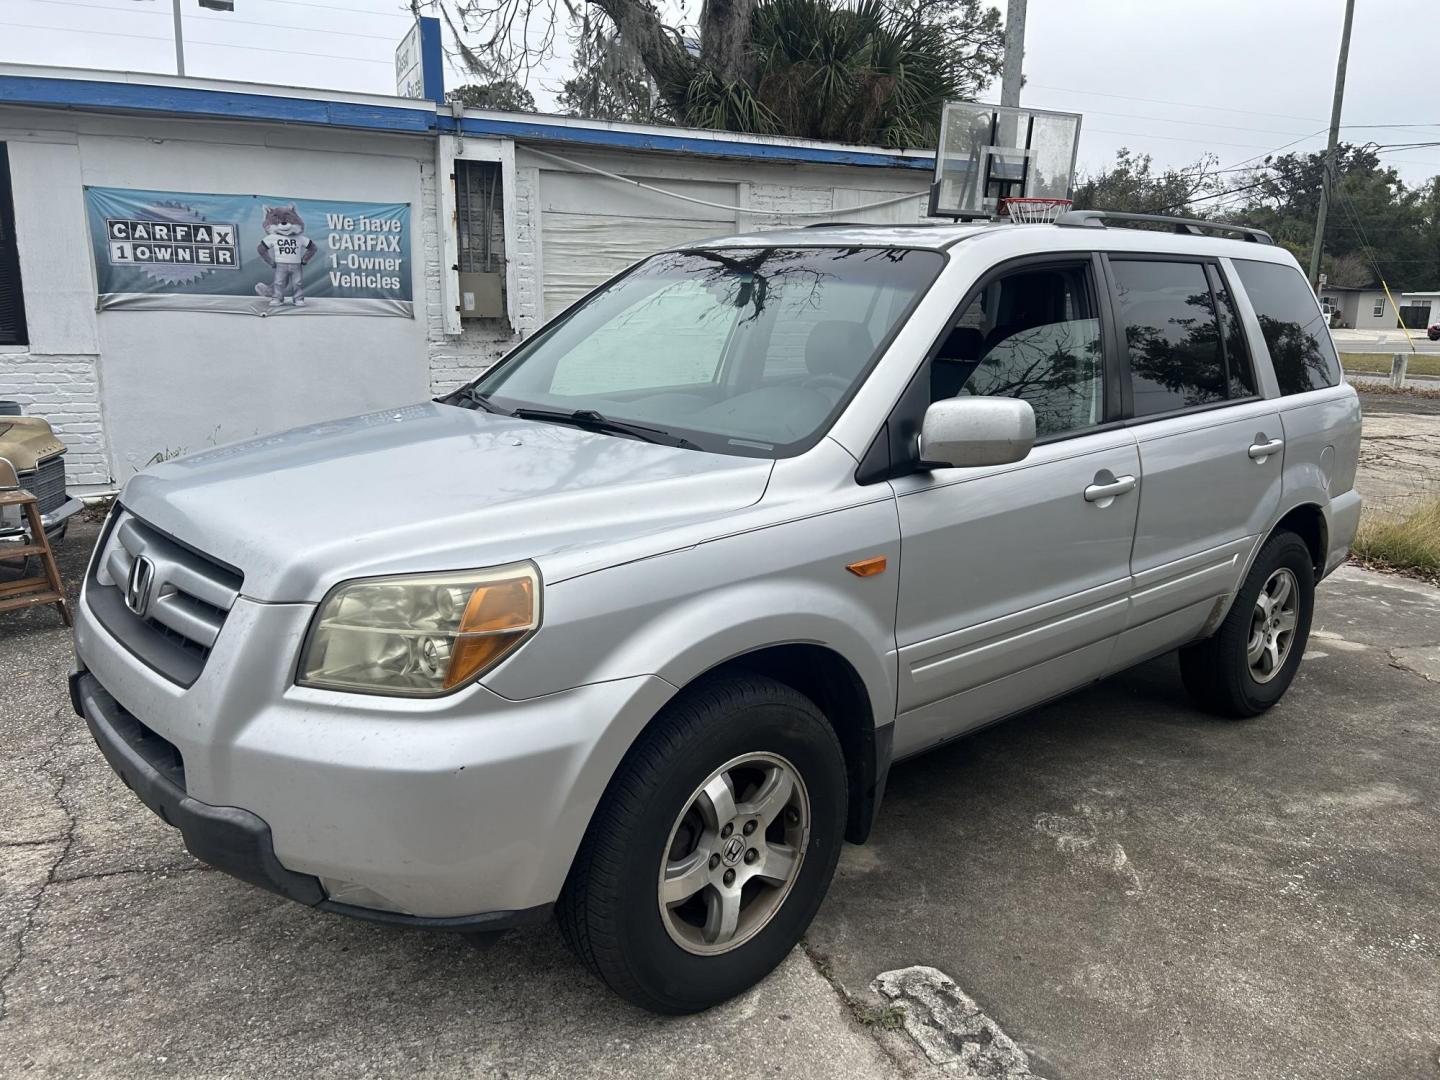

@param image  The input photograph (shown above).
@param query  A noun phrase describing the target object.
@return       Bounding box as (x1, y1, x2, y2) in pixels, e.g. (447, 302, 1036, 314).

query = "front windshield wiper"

(450, 385, 503, 413)
(510, 407, 694, 448)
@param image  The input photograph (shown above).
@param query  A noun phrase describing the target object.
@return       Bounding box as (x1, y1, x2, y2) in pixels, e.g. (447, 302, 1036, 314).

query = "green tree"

(555, 27, 664, 123)
(1230, 144, 1430, 290)
(414, 0, 1002, 145)
(1070, 149, 1220, 215)
(446, 81, 537, 112)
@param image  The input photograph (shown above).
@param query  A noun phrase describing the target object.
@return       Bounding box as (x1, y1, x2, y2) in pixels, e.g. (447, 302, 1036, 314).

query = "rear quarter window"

(1232, 259, 1341, 394)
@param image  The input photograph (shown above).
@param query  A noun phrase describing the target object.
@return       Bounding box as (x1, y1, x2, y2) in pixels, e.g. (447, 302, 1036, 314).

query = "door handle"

(1084, 475, 1136, 503)
(1248, 438, 1284, 460)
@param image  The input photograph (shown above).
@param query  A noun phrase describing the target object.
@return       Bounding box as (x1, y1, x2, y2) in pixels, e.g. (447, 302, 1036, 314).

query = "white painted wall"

(0, 135, 108, 485)
(422, 146, 931, 395)
(0, 106, 435, 485)
(0, 99, 933, 487)
(1351, 289, 1392, 330)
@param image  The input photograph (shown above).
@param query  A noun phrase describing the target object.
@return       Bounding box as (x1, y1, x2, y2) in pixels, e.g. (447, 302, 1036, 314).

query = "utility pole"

(1000, 0, 1027, 109)
(170, 0, 185, 76)
(145, 0, 233, 77)
(1308, 0, 1356, 290)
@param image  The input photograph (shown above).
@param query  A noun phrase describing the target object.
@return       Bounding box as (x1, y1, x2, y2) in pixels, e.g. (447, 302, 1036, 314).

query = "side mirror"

(918, 396, 1036, 468)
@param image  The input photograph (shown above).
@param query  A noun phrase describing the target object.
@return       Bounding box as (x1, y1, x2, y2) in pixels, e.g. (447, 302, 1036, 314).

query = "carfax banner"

(83, 187, 413, 317)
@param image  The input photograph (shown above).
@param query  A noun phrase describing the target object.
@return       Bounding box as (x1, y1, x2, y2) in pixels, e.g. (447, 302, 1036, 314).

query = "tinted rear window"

(1233, 259, 1341, 394)
(1110, 259, 1228, 417)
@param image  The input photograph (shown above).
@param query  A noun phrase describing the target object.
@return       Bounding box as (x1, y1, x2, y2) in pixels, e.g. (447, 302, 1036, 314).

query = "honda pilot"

(71, 213, 1361, 1013)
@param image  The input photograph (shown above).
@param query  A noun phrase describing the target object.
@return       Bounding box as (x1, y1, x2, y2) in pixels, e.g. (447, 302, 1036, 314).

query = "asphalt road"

(3, 514, 1438, 1079)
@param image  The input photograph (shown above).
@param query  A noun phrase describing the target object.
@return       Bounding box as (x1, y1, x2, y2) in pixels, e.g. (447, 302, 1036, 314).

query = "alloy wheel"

(657, 752, 810, 956)
(1248, 567, 1300, 683)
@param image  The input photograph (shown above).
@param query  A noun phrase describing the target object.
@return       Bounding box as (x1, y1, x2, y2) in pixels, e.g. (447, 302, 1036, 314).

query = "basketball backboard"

(928, 102, 1083, 219)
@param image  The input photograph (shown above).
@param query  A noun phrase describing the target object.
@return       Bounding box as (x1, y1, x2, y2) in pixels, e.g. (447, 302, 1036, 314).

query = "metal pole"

(1308, 0, 1355, 290)
(172, 0, 185, 76)
(1000, 0, 1026, 108)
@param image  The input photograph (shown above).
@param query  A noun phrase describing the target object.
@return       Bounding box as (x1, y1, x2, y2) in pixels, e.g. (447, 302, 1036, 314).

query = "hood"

(0, 416, 67, 471)
(121, 402, 773, 602)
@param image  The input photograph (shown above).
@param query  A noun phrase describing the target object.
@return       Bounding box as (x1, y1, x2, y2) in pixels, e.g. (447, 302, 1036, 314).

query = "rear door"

(1103, 255, 1283, 669)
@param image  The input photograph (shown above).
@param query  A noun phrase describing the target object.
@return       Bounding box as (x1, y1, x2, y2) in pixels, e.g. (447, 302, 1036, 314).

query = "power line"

(1086, 126, 1322, 152)
(1027, 83, 1331, 123)
(1030, 103, 1315, 139)
(227, 0, 410, 16)
(22, 0, 404, 40)
(0, 18, 394, 63)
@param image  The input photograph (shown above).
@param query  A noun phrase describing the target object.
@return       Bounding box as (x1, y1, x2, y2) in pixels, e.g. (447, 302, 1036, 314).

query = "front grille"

(86, 509, 244, 687)
(17, 454, 66, 515)
(91, 678, 188, 793)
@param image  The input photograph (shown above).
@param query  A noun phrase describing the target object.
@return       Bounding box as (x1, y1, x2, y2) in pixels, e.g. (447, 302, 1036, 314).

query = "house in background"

(1399, 291, 1440, 329)
(1318, 284, 1392, 329)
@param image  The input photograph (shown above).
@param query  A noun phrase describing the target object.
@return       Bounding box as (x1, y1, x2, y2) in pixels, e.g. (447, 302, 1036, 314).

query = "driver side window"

(929, 263, 1104, 439)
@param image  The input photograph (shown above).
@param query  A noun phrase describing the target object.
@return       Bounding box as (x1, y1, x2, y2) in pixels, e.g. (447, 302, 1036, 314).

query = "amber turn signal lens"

(846, 556, 887, 577)
(445, 577, 537, 688)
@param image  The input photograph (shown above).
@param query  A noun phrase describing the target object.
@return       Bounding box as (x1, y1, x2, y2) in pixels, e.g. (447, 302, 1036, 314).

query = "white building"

(0, 63, 933, 491)
(1399, 291, 1440, 330)
(1317, 284, 1391, 330)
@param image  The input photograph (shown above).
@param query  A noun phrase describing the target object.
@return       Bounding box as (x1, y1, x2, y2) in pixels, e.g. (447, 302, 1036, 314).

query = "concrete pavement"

(808, 567, 1440, 1079)
(3, 513, 1439, 1078)
(1333, 329, 1440, 354)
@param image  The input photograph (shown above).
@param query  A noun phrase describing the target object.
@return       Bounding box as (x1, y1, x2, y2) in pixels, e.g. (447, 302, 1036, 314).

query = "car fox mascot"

(254, 204, 318, 307)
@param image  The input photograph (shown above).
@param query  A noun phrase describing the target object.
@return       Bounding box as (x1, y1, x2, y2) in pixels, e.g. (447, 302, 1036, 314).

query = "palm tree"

(643, 0, 996, 146)
(419, 0, 1000, 147)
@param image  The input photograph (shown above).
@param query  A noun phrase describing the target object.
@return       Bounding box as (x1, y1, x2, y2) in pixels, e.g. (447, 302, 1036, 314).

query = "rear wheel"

(556, 672, 847, 1013)
(1180, 531, 1315, 717)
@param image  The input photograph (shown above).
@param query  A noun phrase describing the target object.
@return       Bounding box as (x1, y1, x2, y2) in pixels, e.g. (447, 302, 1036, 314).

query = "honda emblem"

(125, 556, 155, 616)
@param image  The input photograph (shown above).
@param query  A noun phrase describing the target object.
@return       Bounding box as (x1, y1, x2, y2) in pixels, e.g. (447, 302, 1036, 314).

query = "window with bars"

(455, 159, 506, 320)
(0, 144, 28, 347)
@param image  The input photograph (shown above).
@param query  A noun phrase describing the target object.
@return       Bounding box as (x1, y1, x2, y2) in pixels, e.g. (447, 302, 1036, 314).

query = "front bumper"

(0, 495, 83, 541)
(71, 669, 550, 931)
(72, 586, 676, 921)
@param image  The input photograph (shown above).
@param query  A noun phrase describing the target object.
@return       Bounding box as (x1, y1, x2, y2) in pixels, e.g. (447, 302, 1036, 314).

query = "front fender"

(483, 498, 902, 730)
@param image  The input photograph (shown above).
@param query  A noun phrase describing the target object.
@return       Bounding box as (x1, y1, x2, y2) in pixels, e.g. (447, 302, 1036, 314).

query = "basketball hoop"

(998, 197, 1072, 223)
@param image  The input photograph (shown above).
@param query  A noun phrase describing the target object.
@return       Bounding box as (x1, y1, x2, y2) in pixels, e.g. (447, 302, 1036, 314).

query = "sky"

(4, 0, 1439, 193)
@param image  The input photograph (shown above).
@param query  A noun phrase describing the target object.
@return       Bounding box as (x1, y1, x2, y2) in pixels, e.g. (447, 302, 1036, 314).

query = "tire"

(556, 672, 847, 1014)
(1179, 530, 1315, 718)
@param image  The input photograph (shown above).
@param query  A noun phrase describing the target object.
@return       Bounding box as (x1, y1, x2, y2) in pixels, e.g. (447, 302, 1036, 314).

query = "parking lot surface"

(3, 513, 1438, 1079)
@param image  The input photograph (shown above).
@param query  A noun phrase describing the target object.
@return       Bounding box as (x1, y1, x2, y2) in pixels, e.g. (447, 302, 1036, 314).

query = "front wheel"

(556, 672, 847, 1013)
(1180, 530, 1315, 717)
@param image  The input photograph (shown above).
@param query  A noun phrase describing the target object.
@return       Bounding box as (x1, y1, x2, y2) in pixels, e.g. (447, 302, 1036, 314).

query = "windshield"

(468, 246, 944, 457)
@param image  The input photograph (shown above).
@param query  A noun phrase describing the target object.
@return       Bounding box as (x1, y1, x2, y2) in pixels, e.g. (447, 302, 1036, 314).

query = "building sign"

(84, 187, 413, 318)
(394, 16, 443, 102)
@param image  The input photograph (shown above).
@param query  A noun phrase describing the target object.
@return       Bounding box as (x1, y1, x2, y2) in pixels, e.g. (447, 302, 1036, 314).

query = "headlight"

(297, 562, 540, 697)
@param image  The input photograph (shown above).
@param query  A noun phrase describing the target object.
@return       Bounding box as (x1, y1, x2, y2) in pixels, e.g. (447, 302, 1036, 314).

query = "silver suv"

(71, 213, 1361, 1014)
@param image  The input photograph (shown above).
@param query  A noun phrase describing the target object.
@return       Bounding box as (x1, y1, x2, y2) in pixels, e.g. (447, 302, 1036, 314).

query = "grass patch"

(855, 1003, 908, 1031)
(1340, 352, 1440, 377)
(1353, 499, 1440, 574)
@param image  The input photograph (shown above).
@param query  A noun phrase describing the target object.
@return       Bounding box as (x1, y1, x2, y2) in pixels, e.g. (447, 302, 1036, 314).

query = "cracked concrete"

(5, 506, 1440, 1078)
(2, 516, 910, 1080)
(807, 565, 1440, 1080)
(1354, 391, 1440, 521)
(872, 966, 1043, 1078)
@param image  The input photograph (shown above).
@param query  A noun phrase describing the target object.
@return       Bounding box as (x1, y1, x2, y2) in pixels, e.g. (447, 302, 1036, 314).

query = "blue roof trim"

(0, 74, 936, 170)
(438, 113, 934, 170)
(0, 76, 438, 133)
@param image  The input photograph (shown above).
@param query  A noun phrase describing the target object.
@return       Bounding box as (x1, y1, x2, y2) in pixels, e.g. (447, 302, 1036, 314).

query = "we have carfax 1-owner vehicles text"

(70, 106, 1360, 1014)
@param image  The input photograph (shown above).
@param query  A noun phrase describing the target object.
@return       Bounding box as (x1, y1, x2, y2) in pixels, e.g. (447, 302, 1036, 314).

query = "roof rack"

(801, 221, 951, 229)
(1055, 209, 1273, 245)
